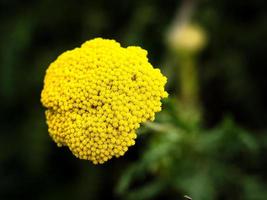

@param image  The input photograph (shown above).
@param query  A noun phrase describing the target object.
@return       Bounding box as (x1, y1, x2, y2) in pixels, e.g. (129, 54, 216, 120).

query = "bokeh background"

(1, 0, 267, 199)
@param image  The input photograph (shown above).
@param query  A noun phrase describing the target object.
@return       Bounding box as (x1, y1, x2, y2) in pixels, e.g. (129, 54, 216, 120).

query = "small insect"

(184, 195, 192, 200)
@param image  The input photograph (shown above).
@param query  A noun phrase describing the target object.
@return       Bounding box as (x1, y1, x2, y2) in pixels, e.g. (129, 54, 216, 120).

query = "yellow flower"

(167, 24, 206, 52)
(41, 38, 168, 164)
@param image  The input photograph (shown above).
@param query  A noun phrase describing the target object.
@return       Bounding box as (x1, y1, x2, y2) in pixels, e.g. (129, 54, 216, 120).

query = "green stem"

(179, 53, 199, 107)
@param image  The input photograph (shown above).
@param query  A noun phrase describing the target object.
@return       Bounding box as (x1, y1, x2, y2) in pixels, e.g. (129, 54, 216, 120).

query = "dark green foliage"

(117, 99, 267, 199)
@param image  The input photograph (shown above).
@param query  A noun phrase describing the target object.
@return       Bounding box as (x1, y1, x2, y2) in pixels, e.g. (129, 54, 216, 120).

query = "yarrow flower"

(41, 38, 168, 164)
(167, 24, 206, 52)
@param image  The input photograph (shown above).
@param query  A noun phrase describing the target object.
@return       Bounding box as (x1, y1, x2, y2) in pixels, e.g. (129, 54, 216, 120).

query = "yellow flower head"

(41, 38, 168, 164)
(167, 24, 206, 52)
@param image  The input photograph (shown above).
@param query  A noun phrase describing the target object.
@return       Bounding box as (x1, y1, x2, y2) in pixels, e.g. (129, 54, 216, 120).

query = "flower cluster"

(41, 38, 168, 164)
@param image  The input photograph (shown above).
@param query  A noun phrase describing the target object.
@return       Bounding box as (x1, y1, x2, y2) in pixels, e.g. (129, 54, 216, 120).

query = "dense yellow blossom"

(41, 38, 168, 164)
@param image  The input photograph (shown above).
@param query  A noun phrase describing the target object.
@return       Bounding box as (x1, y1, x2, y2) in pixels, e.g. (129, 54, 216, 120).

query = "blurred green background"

(1, 0, 267, 199)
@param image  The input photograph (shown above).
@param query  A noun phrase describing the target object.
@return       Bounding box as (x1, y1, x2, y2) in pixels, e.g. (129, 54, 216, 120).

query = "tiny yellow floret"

(41, 38, 168, 164)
